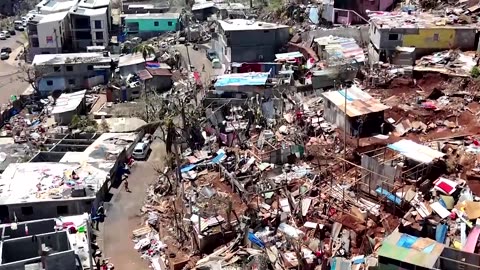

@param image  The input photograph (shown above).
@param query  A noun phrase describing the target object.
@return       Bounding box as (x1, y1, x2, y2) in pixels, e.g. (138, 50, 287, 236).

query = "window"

(21, 206, 33, 216)
(31, 37, 39, 47)
(433, 33, 439, 41)
(168, 21, 173, 26)
(57, 205, 68, 215)
(94, 20, 102, 29)
(46, 80, 53, 86)
(388, 33, 399, 41)
(87, 65, 93, 70)
(54, 66, 61, 72)
(66, 65, 73, 71)
(68, 79, 75, 85)
(154, 21, 159, 26)
(263, 30, 270, 33)
(95, 31, 104, 40)
(96, 42, 103, 46)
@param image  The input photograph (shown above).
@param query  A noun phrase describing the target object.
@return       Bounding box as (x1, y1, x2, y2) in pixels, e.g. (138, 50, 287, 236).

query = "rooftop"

(322, 84, 390, 117)
(314, 36, 365, 63)
(122, 12, 181, 20)
(77, 0, 110, 8)
(214, 72, 270, 87)
(50, 90, 86, 114)
(218, 19, 289, 31)
(32, 52, 114, 66)
(368, 11, 478, 29)
(70, 6, 108, 16)
(118, 53, 154, 67)
(36, 0, 78, 13)
(387, 139, 446, 164)
(29, 11, 69, 24)
(0, 162, 109, 205)
(59, 132, 137, 164)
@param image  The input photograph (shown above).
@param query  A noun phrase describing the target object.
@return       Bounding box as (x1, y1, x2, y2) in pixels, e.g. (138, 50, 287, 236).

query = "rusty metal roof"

(322, 85, 390, 117)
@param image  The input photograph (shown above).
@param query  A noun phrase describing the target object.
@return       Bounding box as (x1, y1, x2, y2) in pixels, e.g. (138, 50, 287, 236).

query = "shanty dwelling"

(50, 90, 87, 125)
(359, 139, 447, 197)
(378, 230, 480, 270)
(0, 214, 94, 270)
(322, 85, 389, 137)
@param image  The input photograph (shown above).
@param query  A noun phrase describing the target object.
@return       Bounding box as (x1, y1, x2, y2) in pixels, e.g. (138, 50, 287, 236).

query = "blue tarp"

(436, 224, 448, 243)
(397, 234, 418, 248)
(214, 72, 270, 87)
(375, 187, 402, 205)
(180, 164, 196, 173)
(210, 149, 226, 164)
(309, 7, 319, 24)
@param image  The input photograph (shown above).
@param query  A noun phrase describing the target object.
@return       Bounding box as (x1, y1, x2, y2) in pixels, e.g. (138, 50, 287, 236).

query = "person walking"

(124, 179, 131, 192)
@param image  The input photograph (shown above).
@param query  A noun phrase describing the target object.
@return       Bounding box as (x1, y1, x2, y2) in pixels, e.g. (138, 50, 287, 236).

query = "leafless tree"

(18, 64, 47, 97)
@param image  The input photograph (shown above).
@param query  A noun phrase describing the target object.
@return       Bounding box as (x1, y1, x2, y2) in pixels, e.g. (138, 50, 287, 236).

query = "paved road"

(0, 30, 28, 104)
(102, 140, 166, 270)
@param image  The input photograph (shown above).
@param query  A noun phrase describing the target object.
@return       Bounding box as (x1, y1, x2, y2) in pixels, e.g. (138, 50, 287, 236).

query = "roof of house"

(214, 72, 270, 87)
(368, 11, 478, 29)
(36, 0, 78, 13)
(147, 67, 172, 76)
(32, 52, 113, 65)
(378, 230, 444, 269)
(192, 0, 215, 11)
(275, 51, 304, 61)
(34, 11, 69, 24)
(78, 0, 110, 8)
(314, 36, 365, 63)
(50, 90, 86, 114)
(387, 139, 446, 164)
(136, 69, 153, 80)
(218, 19, 289, 31)
(0, 162, 109, 205)
(59, 132, 137, 164)
(322, 85, 390, 117)
(118, 53, 154, 67)
(70, 6, 108, 16)
(122, 13, 181, 20)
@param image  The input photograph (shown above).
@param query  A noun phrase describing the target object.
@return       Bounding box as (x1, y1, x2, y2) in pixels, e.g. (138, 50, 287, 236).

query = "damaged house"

(322, 84, 389, 137)
(367, 11, 478, 65)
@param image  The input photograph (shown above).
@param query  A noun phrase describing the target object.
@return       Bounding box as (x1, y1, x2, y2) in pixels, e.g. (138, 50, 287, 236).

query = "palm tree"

(132, 43, 156, 68)
(133, 43, 156, 122)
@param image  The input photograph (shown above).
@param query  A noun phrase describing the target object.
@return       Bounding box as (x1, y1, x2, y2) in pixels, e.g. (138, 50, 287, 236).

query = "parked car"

(0, 33, 6, 40)
(16, 25, 24, 31)
(206, 49, 218, 61)
(1, 52, 9, 60)
(2, 31, 10, 38)
(212, 58, 222, 69)
(132, 142, 150, 160)
(1, 47, 12, 54)
(9, 29, 15, 35)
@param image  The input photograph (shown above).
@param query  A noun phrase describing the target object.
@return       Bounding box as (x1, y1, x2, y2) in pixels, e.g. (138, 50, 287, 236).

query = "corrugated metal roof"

(51, 90, 86, 114)
(147, 68, 172, 76)
(322, 85, 389, 117)
(387, 139, 446, 164)
(136, 69, 153, 80)
(378, 230, 444, 269)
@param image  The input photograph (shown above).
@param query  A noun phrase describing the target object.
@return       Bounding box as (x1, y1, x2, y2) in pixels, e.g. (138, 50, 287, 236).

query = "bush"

(471, 66, 480, 78)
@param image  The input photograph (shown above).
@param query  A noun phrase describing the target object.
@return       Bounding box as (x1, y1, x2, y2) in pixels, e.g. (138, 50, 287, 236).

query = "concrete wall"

(226, 27, 290, 62)
(0, 250, 76, 270)
(7, 200, 93, 222)
(303, 25, 369, 47)
(2, 232, 69, 263)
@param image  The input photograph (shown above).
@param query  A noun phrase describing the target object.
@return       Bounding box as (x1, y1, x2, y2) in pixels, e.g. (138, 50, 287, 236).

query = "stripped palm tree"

(132, 43, 156, 68)
(133, 43, 156, 121)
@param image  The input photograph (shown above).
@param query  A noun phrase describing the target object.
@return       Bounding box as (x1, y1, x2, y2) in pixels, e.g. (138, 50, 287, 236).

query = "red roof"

(136, 69, 153, 80)
(146, 68, 172, 77)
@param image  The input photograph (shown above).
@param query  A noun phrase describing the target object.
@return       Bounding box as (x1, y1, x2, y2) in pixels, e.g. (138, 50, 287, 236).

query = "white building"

(36, 0, 79, 14)
(27, 11, 71, 62)
(70, 0, 112, 50)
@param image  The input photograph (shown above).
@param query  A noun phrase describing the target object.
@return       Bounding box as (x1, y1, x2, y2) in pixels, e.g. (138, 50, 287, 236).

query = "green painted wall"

(125, 18, 179, 33)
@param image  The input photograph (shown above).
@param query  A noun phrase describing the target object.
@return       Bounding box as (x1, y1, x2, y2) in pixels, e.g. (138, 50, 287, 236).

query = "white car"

(132, 142, 150, 160)
(0, 33, 5, 40)
(2, 31, 10, 38)
(1, 52, 9, 60)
